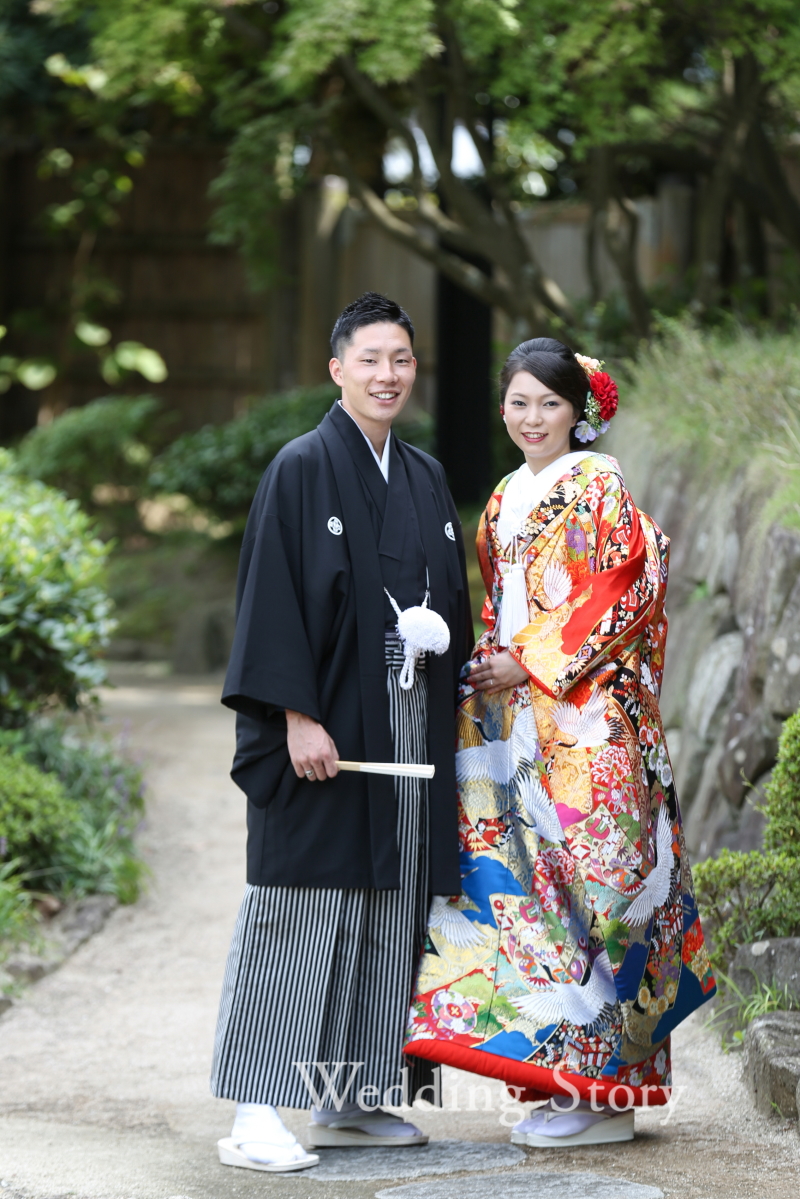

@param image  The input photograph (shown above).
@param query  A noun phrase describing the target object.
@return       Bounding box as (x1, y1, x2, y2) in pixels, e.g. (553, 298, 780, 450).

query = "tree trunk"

(590, 147, 650, 340)
(693, 53, 762, 311)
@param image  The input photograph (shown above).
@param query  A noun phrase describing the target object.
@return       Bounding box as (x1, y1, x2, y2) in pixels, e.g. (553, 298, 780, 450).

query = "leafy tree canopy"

(5, 1, 800, 338)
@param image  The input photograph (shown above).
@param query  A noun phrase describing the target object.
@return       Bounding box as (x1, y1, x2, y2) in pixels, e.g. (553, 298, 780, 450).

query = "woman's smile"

(502, 371, 576, 471)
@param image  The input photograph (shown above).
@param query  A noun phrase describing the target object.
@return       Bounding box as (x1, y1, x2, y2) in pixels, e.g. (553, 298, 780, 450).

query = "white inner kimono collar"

(496, 451, 592, 551)
(338, 400, 391, 481)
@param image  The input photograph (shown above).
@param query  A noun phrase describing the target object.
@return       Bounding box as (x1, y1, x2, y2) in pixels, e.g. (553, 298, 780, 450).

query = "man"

(211, 292, 472, 1173)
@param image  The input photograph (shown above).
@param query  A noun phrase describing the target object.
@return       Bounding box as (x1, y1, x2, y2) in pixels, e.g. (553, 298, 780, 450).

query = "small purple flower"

(0, 835, 6, 858)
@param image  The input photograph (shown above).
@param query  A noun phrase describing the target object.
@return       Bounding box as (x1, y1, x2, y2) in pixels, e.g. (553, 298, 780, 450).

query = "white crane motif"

(516, 773, 565, 843)
(620, 805, 674, 927)
(508, 949, 617, 1027)
(552, 688, 610, 748)
(427, 896, 487, 948)
(456, 706, 537, 786)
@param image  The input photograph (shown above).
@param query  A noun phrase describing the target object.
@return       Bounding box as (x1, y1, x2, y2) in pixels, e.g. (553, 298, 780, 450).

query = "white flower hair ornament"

(574, 353, 620, 444)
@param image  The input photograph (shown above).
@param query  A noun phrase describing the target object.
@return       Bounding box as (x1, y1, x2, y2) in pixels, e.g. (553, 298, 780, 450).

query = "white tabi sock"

(311, 1102, 423, 1138)
(231, 1102, 308, 1164)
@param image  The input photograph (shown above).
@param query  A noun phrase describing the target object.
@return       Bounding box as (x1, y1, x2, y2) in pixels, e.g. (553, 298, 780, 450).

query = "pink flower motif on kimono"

(431, 989, 478, 1036)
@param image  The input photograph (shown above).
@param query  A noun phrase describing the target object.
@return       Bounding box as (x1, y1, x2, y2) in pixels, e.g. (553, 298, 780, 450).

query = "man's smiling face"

(329, 321, 416, 436)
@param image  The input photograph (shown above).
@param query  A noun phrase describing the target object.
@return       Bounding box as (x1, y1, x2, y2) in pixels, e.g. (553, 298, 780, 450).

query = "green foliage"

(0, 746, 78, 870)
(693, 847, 800, 972)
(764, 708, 800, 852)
(149, 384, 434, 525)
(0, 449, 114, 727)
(695, 703, 800, 972)
(0, 860, 35, 958)
(17, 395, 161, 536)
(616, 319, 800, 524)
(0, 719, 147, 904)
(705, 970, 800, 1052)
(621, 318, 800, 465)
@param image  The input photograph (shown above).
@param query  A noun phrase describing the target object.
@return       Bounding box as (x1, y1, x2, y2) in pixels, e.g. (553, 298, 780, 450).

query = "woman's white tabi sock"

(231, 1102, 309, 1164)
(512, 1096, 618, 1140)
(311, 1102, 423, 1138)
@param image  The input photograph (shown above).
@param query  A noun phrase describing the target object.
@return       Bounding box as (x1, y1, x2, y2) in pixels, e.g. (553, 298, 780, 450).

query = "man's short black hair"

(330, 291, 415, 360)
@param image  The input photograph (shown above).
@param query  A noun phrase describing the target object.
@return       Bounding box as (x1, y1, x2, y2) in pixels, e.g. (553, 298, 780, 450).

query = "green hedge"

(0, 746, 78, 870)
(149, 384, 434, 526)
(17, 396, 160, 538)
(0, 448, 114, 727)
(0, 720, 146, 904)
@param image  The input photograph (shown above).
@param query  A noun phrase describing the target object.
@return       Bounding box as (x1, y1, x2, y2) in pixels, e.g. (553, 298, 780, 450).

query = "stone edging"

(0, 894, 118, 1017)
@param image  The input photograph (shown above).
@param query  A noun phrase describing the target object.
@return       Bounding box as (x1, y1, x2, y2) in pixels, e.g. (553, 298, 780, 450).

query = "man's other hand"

(286, 710, 340, 781)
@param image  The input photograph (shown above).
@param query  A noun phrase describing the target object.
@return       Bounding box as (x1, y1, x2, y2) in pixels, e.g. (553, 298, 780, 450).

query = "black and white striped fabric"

(210, 635, 434, 1109)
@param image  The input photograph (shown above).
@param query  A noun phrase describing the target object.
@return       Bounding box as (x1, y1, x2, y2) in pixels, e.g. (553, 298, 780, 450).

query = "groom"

(211, 291, 472, 1172)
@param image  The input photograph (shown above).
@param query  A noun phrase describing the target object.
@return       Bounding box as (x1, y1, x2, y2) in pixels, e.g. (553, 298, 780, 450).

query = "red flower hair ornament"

(574, 354, 620, 443)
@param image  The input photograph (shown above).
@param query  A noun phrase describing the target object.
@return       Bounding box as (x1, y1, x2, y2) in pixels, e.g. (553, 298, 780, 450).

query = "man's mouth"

(371, 391, 400, 401)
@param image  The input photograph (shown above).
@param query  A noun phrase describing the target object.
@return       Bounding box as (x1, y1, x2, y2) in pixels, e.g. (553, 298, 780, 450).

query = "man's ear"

(329, 357, 344, 386)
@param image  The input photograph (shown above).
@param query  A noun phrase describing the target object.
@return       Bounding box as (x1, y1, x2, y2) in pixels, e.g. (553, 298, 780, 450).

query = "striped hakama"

(210, 636, 434, 1109)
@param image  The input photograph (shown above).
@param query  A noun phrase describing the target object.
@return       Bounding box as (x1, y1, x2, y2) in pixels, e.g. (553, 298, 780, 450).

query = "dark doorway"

(435, 270, 493, 505)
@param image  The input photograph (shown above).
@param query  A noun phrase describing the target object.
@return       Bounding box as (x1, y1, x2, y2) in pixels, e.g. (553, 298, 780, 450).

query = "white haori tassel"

(498, 538, 530, 648)
(385, 587, 450, 690)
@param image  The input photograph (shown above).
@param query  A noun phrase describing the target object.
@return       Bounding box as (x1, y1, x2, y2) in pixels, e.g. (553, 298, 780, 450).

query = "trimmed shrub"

(694, 708, 800, 969)
(764, 709, 800, 852)
(0, 746, 79, 870)
(693, 847, 800, 971)
(149, 384, 435, 526)
(17, 396, 160, 537)
(0, 720, 146, 904)
(0, 448, 114, 727)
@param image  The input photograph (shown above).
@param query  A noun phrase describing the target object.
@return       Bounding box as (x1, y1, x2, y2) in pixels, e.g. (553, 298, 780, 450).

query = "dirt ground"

(0, 671, 798, 1199)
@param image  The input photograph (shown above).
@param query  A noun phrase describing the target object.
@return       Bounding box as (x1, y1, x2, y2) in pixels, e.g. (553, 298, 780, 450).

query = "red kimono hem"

(404, 1039, 671, 1109)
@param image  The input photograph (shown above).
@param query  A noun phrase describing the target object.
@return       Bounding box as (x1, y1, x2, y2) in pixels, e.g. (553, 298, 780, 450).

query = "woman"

(405, 338, 715, 1147)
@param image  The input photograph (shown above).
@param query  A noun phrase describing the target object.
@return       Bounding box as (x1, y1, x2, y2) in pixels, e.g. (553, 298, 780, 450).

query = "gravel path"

(0, 673, 797, 1199)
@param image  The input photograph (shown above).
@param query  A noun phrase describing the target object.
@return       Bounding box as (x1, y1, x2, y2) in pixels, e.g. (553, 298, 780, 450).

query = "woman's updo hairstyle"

(499, 337, 589, 451)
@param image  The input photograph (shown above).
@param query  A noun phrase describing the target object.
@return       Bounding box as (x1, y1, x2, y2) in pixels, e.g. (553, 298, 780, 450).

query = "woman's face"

(502, 370, 577, 473)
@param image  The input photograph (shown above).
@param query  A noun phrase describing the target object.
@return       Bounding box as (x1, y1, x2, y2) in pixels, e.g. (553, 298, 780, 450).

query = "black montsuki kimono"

(222, 401, 472, 894)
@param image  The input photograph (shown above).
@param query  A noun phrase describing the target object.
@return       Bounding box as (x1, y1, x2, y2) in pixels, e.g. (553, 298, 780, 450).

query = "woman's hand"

(286, 710, 340, 781)
(468, 651, 529, 694)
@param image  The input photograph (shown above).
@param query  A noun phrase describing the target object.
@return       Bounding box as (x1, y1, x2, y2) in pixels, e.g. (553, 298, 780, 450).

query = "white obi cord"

(384, 585, 450, 690)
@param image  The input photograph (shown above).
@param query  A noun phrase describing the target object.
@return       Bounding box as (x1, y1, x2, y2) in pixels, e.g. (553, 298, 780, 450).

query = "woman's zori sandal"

(510, 1096, 635, 1147)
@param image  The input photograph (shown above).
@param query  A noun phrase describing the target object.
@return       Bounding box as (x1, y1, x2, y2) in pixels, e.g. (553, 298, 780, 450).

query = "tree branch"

(337, 56, 424, 193)
(330, 148, 535, 319)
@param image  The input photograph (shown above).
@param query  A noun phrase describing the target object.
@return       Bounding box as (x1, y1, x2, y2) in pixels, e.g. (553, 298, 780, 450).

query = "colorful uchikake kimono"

(405, 452, 716, 1108)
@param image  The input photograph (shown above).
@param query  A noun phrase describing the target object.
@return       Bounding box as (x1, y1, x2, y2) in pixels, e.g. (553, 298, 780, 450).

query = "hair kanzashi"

(499, 337, 619, 448)
(330, 291, 415, 360)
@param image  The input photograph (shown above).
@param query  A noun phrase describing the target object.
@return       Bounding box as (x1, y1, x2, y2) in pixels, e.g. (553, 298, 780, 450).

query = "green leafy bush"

(693, 848, 800, 971)
(764, 709, 800, 852)
(0, 861, 35, 960)
(0, 449, 114, 727)
(0, 745, 79, 869)
(149, 384, 435, 525)
(0, 720, 146, 904)
(695, 708, 800, 969)
(17, 395, 161, 536)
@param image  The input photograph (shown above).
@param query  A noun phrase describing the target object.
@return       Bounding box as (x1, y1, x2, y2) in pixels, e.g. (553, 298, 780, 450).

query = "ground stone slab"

(309, 1140, 525, 1181)
(375, 1171, 665, 1199)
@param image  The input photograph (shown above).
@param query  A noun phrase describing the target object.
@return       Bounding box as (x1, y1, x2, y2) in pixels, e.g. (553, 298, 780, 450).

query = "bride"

(405, 338, 715, 1147)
